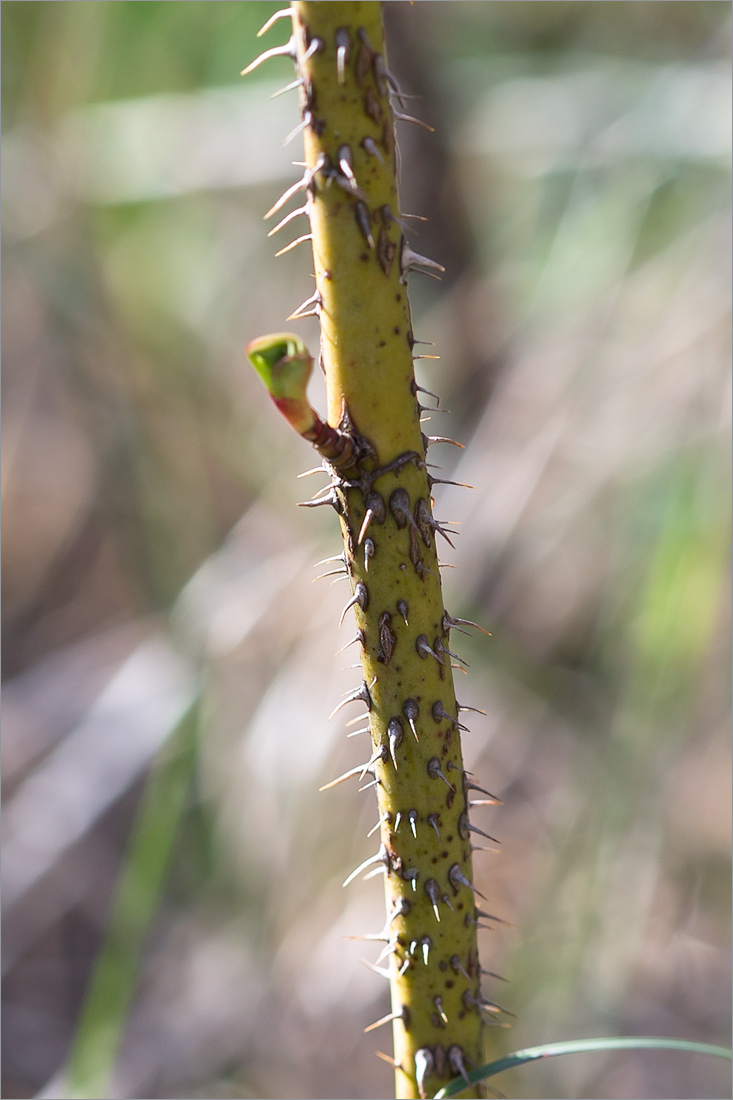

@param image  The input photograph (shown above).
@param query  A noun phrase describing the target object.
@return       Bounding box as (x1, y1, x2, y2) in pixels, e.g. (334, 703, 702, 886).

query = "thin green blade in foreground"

(433, 1036, 733, 1098)
(65, 704, 199, 1100)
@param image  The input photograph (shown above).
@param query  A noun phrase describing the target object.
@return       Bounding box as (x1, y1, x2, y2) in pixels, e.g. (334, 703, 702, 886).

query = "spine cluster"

(245, 5, 506, 1097)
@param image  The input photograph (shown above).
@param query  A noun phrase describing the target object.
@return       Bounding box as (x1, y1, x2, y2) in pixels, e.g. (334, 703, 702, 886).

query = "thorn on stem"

(427, 757, 454, 791)
(241, 38, 294, 76)
(338, 582, 369, 627)
(256, 8, 291, 38)
(402, 698, 420, 741)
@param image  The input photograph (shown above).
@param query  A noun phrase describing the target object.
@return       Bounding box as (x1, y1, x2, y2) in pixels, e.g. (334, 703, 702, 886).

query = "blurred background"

(2, 3, 730, 1098)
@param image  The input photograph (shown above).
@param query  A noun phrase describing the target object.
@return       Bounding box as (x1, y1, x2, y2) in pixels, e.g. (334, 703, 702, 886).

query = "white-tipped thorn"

(335, 27, 351, 85)
(389, 487, 423, 538)
(307, 480, 340, 502)
(297, 464, 329, 479)
(416, 634, 443, 665)
(464, 777, 500, 801)
(393, 110, 435, 132)
(457, 701, 488, 716)
(357, 490, 386, 544)
(357, 864, 385, 880)
(427, 435, 464, 449)
(433, 996, 449, 1024)
(359, 742, 388, 782)
(435, 639, 469, 668)
(335, 631, 364, 655)
(264, 176, 306, 220)
(450, 955, 472, 982)
(448, 1046, 472, 1087)
(361, 135, 384, 164)
(287, 288, 322, 320)
(319, 763, 368, 792)
(444, 612, 492, 637)
(313, 567, 347, 582)
(347, 725, 370, 739)
(387, 896, 411, 928)
(427, 757, 455, 791)
(408, 809, 418, 838)
(420, 936, 431, 965)
(355, 201, 374, 247)
(425, 878, 441, 922)
(338, 582, 368, 627)
(241, 38, 294, 75)
(274, 232, 313, 257)
(357, 512, 373, 545)
(400, 242, 445, 282)
(345, 711, 369, 728)
(466, 822, 500, 844)
(376, 1050, 402, 1070)
(463, 989, 498, 1015)
(367, 812, 389, 838)
(387, 717, 403, 768)
(374, 934, 401, 965)
(481, 966, 510, 982)
(256, 8, 291, 37)
(402, 698, 419, 741)
(415, 1048, 435, 1100)
(432, 518, 460, 549)
(337, 144, 360, 191)
(264, 154, 323, 217)
(432, 701, 469, 731)
(315, 552, 346, 568)
(397, 599, 409, 626)
(267, 204, 308, 237)
(301, 35, 324, 63)
(328, 679, 372, 719)
(363, 538, 375, 570)
(449, 862, 486, 900)
(428, 476, 474, 492)
(343, 844, 389, 887)
(474, 906, 512, 928)
(414, 382, 440, 407)
(270, 76, 304, 99)
(361, 957, 391, 980)
(464, 990, 513, 1017)
(403, 868, 418, 891)
(364, 1007, 406, 1034)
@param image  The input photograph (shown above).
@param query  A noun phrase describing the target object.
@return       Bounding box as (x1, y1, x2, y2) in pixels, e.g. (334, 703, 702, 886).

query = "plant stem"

(261, 4, 493, 1095)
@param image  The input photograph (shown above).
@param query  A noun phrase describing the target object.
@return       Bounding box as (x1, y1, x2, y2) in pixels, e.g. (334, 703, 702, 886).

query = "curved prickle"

(402, 698, 420, 741)
(387, 716, 404, 767)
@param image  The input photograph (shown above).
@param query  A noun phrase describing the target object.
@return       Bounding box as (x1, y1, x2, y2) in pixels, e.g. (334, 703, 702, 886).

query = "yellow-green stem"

(286, 4, 488, 1095)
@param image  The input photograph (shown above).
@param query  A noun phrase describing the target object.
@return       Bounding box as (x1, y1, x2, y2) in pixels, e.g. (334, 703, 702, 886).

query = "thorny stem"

(249, 4, 500, 1097)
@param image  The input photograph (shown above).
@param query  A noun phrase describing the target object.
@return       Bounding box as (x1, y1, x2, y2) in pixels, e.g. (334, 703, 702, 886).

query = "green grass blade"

(433, 1037, 733, 1098)
(64, 703, 199, 1100)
